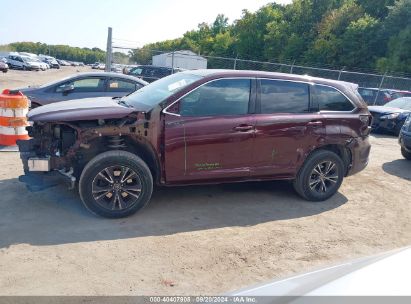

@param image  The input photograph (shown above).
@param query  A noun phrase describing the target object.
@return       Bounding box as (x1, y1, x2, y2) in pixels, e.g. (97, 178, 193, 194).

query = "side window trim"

(256, 78, 311, 114)
(313, 84, 357, 113)
(163, 77, 255, 117)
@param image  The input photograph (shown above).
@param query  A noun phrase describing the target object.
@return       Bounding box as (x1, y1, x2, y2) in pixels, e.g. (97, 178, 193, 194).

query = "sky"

(0, 0, 292, 50)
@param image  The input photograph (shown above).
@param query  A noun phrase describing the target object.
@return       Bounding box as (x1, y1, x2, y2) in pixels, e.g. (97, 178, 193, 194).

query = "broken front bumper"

(17, 139, 76, 192)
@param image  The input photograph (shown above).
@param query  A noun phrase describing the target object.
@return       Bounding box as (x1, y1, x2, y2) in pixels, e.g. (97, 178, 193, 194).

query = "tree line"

(0, 42, 106, 64)
(2, 0, 410, 74)
(2, 42, 131, 65)
(129, 0, 411, 75)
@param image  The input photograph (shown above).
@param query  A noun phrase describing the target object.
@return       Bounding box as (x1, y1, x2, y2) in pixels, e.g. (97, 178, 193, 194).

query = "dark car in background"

(399, 114, 411, 160)
(18, 70, 371, 218)
(18, 72, 148, 108)
(358, 87, 397, 105)
(127, 65, 183, 83)
(43, 58, 60, 69)
(368, 97, 411, 135)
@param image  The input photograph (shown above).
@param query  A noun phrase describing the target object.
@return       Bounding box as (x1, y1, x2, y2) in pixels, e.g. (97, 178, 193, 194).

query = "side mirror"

(62, 84, 75, 95)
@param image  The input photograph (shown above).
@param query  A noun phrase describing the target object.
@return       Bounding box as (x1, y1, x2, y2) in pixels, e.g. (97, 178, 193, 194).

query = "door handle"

(307, 121, 323, 127)
(234, 125, 254, 132)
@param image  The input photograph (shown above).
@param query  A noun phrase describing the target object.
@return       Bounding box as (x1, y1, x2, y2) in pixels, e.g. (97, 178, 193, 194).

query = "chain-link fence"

(111, 47, 411, 92)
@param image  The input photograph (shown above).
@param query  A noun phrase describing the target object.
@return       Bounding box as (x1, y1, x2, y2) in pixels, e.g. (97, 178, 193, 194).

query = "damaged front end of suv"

(17, 97, 156, 192)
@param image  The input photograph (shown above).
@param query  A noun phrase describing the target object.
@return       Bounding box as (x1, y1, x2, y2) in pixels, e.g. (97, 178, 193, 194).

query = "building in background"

(152, 50, 207, 70)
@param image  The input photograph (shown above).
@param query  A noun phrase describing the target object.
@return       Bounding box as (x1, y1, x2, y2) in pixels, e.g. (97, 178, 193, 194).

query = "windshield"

(384, 98, 411, 110)
(129, 67, 143, 76)
(123, 72, 203, 108)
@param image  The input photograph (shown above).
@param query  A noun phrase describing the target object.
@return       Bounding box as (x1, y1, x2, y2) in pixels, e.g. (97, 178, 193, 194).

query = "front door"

(164, 78, 256, 183)
(49, 76, 107, 103)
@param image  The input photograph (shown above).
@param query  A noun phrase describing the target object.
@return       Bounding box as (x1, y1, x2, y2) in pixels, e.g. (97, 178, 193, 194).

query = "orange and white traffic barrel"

(0, 89, 30, 146)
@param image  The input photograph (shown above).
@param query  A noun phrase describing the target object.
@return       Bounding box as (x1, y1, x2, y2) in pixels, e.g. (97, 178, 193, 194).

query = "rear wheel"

(401, 147, 411, 160)
(293, 150, 344, 201)
(79, 150, 153, 218)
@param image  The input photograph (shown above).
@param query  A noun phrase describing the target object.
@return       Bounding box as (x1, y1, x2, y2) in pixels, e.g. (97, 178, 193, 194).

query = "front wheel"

(401, 147, 411, 160)
(79, 150, 153, 218)
(293, 150, 344, 201)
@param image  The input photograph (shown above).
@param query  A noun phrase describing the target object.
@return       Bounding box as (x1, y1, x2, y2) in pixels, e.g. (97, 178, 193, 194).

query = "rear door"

(311, 84, 358, 138)
(164, 78, 257, 182)
(251, 79, 324, 177)
(106, 77, 143, 97)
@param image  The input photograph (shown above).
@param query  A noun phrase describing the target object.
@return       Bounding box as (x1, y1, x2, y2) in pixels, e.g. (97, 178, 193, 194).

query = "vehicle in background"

(6, 54, 42, 71)
(0, 60, 8, 73)
(127, 65, 183, 83)
(368, 97, 411, 135)
(91, 62, 105, 70)
(43, 58, 60, 69)
(57, 59, 71, 66)
(18, 72, 148, 108)
(399, 114, 411, 160)
(111, 64, 123, 73)
(392, 90, 411, 99)
(18, 70, 371, 218)
(358, 87, 397, 105)
(30, 57, 48, 71)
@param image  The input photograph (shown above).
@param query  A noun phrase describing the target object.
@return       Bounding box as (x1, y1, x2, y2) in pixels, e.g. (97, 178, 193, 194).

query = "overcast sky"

(1, 0, 292, 49)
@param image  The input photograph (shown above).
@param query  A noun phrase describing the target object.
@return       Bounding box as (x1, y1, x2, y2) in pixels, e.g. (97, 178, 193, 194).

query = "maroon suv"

(18, 70, 372, 218)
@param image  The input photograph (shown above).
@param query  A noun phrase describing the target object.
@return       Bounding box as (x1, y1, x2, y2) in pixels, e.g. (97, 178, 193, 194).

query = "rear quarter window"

(313, 85, 354, 111)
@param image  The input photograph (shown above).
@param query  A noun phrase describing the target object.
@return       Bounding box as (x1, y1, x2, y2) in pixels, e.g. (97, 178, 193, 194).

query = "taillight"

(360, 114, 372, 136)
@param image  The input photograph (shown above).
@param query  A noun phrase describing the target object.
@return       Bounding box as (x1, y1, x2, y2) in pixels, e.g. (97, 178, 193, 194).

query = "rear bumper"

(347, 136, 371, 176)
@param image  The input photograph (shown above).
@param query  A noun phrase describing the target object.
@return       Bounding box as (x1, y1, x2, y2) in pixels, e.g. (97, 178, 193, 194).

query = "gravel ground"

(0, 70, 410, 295)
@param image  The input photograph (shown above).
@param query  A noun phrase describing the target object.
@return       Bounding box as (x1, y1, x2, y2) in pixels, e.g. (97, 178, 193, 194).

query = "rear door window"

(259, 79, 309, 113)
(108, 78, 139, 92)
(312, 85, 354, 111)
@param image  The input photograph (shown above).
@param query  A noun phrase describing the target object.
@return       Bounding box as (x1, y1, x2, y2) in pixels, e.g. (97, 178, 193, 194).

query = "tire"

(293, 150, 345, 201)
(401, 147, 411, 160)
(79, 150, 153, 218)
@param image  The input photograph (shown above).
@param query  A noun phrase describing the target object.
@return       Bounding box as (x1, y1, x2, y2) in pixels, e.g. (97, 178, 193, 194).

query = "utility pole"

(171, 51, 175, 74)
(105, 27, 112, 72)
(374, 72, 387, 105)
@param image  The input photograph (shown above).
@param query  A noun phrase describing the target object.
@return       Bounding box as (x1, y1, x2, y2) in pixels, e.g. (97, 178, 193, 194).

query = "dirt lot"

(0, 70, 410, 295)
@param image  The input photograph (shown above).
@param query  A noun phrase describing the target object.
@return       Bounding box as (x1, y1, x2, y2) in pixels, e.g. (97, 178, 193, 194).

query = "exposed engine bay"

(17, 112, 150, 188)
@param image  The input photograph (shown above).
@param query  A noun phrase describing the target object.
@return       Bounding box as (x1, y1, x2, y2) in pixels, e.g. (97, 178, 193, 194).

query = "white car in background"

(30, 57, 49, 71)
(6, 54, 42, 71)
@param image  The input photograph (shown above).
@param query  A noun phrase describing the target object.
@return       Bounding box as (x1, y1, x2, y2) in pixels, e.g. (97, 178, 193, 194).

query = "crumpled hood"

(368, 106, 411, 114)
(27, 97, 148, 122)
